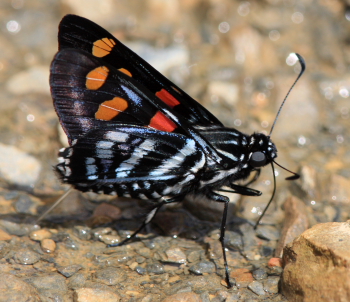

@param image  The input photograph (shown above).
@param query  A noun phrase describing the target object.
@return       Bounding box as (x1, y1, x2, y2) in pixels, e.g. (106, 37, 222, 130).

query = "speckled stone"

(57, 264, 82, 277)
(41, 238, 56, 253)
(74, 287, 121, 302)
(146, 263, 165, 274)
(189, 261, 216, 275)
(14, 249, 41, 265)
(94, 267, 126, 285)
(248, 280, 266, 296)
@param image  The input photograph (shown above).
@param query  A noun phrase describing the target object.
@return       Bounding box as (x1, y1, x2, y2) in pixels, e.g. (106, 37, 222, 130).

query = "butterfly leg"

(243, 169, 261, 186)
(206, 191, 233, 288)
(228, 183, 262, 196)
(109, 196, 184, 247)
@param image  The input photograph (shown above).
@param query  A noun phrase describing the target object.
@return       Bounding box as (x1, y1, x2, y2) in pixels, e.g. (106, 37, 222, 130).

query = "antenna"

(269, 53, 306, 137)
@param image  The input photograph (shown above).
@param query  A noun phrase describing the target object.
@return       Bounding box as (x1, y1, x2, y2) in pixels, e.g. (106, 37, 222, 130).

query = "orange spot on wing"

(118, 68, 132, 77)
(156, 89, 181, 108)
(92, 38, 116, 57)
(149, 111, 177, 132)
(86, 66, 109, 90)
(95, 97, 128, 120)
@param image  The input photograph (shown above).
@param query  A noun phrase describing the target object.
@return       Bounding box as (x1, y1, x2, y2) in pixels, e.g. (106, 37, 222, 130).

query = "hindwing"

(57, 126, 205, 198)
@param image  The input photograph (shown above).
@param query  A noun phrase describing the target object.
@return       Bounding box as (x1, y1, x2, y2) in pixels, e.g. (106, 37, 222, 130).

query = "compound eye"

(249, 151, 267, 168)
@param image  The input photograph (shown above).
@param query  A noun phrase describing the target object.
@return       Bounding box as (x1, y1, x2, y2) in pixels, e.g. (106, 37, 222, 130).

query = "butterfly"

(50, 14, 304, 287)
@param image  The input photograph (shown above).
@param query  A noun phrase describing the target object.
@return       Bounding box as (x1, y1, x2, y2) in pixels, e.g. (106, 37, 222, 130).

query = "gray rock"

(189, 261, 216, 275)
(94, 267, 126, 285)
(57, 264, 82, 277)
(248, 280, 266, 296)
(0, 143, 41, 187)
(14, 249, 41, 265)
(146, 263, 165, 274)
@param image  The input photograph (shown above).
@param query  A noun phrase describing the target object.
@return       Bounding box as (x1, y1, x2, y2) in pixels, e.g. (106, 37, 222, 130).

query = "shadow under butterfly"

(43, 15, 305, 288)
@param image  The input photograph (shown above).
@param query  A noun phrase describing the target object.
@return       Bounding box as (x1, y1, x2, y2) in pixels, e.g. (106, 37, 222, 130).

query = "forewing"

(57, 14, 223, 127)
(50, 48, 223, 165)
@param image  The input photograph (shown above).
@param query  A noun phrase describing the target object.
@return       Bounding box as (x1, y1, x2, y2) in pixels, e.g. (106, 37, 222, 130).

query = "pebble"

(73, 226, 92, 241)
(27, 274, 68, 292)
(74, 287, 121, 302)
(252, 268, 268, 280)
(98, 234, 120, 245)
(57, 264, 82, 277)
(14, 249, 41, 265)
(0, 219, 39, 236)
(146, 263, 165, 274)
(92, 203, 122, 220)
(0, 241, 10, 258)
(187, 250, 201, 263)
(29, 229, 52, 241)
(0, 229, 12, 241)
(135, 266, 147, 275)
(230, 268, 254, 288)
(165, 247, 187, 264)
(68, 273, 86, 289)
(264, 276, 280, 294)
(137, 247, 152, 258)
(94, 267, 126, 285)
(0, 143, 41, 187)
(0, 273, 41, 302)
(162, 292, 202, 302)
(14, 193, 42, 215)
(189, 261, 216, 275)
(41, 238, 56, 253)
(248, 280, 266, 296)
(6, 66, 50, 95)
(255, 225, 280, 241)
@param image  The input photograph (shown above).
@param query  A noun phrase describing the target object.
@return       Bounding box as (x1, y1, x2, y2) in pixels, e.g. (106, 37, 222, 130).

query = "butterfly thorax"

(196, 128, 277, 191)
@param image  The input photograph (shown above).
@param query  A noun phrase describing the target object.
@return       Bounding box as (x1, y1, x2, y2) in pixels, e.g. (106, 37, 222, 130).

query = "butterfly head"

(247, 133, 277, 169)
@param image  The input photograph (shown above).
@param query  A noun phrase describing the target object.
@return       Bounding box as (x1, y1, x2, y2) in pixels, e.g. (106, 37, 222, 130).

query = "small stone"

(264, 276, 280, 294)
(275, 195, 309, 257)
(189, 261, 216, 275)
(68, 273, 86, 289)
(229, 268, 254, 288)
(27, 274, 68, 292)
(128, 262, 138, 270)
(0, 219, 40, 236)
(162, 292, 201, 302)
(146, 263, 165, 274)
(94, 267, 126, 285)
(136, 256, 146, 264)
(248, 280, 266, 296)
(0, 273, 41, 301)
(57, 264, 82, 277)
(74, 287, 121, 302)
(91, 227, 113, 240)
(268, 258, 283, 267)
(14, 249, 41, 265)
(252, 267, 268, 280)
(41, 238, 56, 253)
(137, 247, 152, 258)
(73, 226, 91, 240)
(255, 225, 280, 241)
(0, 241, 10, 258)
(29, 229, 52, 241)
(0, 143, 41, 187)
(187, 250, 201, 263)
(99, 234, 120, 245)
(135, 266, 147, 275)
(93, 203, 122, 220)
(165, 247, 187, 264)
(0, 229, 12, 241)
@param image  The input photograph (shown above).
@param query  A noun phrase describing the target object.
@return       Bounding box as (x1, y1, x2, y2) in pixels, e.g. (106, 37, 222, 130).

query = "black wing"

(57, 125, 206, 198)
(50, 48, 223, 165)
(57, 14, 224, 128)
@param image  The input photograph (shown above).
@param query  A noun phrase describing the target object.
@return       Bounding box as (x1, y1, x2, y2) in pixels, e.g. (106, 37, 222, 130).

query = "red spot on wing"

(156, 89, 181, 108)
(149, 111, 177, 132)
